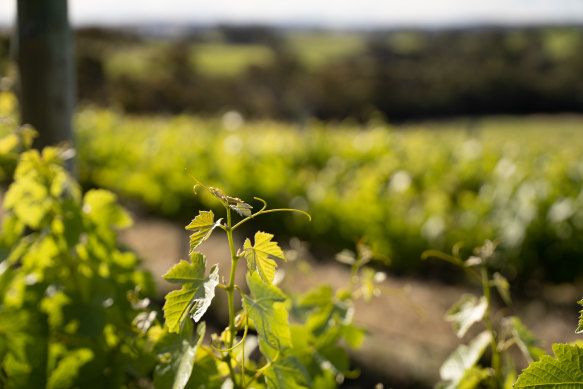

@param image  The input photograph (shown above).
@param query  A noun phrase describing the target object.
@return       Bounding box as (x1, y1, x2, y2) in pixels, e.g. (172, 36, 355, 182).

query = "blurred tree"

(16, 0, 75, 168)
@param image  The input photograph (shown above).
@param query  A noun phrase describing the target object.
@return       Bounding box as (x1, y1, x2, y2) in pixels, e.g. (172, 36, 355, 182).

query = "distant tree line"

(4, 25, 583, 122)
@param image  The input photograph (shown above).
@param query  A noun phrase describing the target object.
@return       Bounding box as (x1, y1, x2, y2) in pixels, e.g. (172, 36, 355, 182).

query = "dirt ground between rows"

(119, 215, 581, 389)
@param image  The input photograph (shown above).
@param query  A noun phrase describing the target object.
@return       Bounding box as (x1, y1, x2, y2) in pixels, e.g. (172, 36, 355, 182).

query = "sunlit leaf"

(514, 343, 583, 388)
(47, 348, 94, 389)
(243, 272, 291, 350)
(185, 211, 222, 253)
(445, 294, 488, 338)
(244, 231, 285, 284)
(340, 324, 367, 349)
(439, 331, 492, 387)
(0, 133, 19, 155)
(334, 249, 355, 265)
(492, 272, 511, 305)
(230, 202, 252, 217)
(4, 176, 53, 229)
(83, 189, 132, 228)
(443, 366, 490, 389)
(163, 254, 219, 333)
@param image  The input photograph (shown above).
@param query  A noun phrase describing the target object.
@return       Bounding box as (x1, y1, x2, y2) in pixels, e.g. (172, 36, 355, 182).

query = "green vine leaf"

(439, 331, 492, 388)
(47, 348, 94, 389)
(265, 353, 311, 389)
(436, 366, 490, 389)
(230, 202, 252, 217)
(446, 294, 488, 338)
(514, 343, 583, 388)
(508, 316, 545, 363)
(244, 231, 285, 284)
(206, 186, 252, 215)
(577, 298, 583, 334)
(185, 211, 222, 253)
(243, 272, 291, 350)
(492, 272, 511, 305)
(83, 189, 132, 229)
(162, 254, 219, 333)
(154, 322, 206, 389)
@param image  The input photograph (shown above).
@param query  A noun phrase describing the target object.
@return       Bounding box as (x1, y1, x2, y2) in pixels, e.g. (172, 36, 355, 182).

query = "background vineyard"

(3, 91, 583, 284)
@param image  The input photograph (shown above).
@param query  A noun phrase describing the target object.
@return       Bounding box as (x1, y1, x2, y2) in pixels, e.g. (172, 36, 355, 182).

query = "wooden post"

(16, 0, 75, 167)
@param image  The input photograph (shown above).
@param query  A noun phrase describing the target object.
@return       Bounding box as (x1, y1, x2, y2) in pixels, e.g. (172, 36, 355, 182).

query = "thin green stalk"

(231, 198, 310, 231)
(481, 266, 501, 386)
(225, 207, 241, 388)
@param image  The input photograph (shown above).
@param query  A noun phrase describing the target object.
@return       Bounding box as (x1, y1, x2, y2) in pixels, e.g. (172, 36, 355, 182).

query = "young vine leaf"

(207, 186, 252, 216)
(492, 272, 511, 305)
(162, 253, 219, 333)
(230, 202, 252, 217)
(243, 272, 291, 350)
(439, 331, 492, 389)
(244, 231, 285, 284)
(507, 316, 545, 363)
(185, 211, 222, 253)
(514, 343, 583, 388)
(445, 294, 488, 338)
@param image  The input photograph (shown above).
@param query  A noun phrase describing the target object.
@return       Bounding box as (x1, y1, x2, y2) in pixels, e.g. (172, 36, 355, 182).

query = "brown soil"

(119, 215, 581, 389)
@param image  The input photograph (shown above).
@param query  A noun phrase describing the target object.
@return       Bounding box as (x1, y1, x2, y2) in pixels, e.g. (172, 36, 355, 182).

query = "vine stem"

(481, 266, 501, 385)
(225, 207, 241, 389)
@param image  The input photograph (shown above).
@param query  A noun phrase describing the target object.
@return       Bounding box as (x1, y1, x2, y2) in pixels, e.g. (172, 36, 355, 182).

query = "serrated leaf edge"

(185, 210, 223, 253)
(244, 231, 286, 284)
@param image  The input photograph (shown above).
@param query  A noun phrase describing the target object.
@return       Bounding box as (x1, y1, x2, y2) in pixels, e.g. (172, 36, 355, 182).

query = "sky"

(1, 0, 583, 28)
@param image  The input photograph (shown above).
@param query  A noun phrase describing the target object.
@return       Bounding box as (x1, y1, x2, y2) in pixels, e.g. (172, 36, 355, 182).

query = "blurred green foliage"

(71, 105, 583, 283)
(286, 31, 366, 70)
(0, 125, 160, 387)
(64, 25, 583, 121)
(193, 43, 275, 77)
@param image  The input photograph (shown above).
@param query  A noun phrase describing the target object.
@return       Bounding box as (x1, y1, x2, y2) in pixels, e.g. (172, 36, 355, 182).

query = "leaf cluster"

(158, 180, 371, 389)
(425, 241, 545, 389)
(0, 130, 158, 388)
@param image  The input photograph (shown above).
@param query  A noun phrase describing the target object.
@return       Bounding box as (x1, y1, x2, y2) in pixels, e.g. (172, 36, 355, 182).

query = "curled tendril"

(254, 197, 268, 213)
(232, 198, 311, 230)
(186, 169, 211, 196)
(210, 326, 248, 353)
